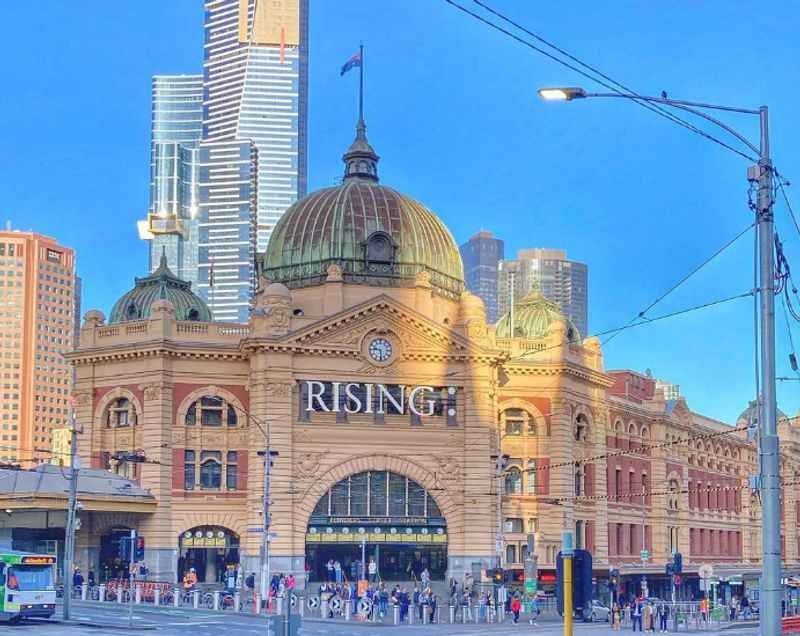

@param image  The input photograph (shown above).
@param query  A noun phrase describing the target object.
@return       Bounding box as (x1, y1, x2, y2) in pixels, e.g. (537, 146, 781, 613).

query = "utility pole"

(257, 446, 277, 634)
(755, 105, 781, 636)
(62, 409, 79, 621)
(562, 531, 573, 636)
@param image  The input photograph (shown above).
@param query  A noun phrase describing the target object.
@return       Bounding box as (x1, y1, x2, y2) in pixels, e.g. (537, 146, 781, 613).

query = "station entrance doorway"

(306, 470, 447, 582)
(177, 526, 240, 584)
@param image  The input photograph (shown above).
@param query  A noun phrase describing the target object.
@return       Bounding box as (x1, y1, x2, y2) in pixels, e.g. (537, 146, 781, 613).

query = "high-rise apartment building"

(0, 230, 77, 466)
(498, 248, 588, 337)
(138, 75, 204, 288)
(459, 231, 504, 323)
(197, 140, 259, 322)
(138, 1, 309, 322)
(202, 0, 308, 252)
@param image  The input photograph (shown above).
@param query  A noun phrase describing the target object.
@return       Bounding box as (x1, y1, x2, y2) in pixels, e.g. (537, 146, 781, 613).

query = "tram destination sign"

(301, 380, 458, 417)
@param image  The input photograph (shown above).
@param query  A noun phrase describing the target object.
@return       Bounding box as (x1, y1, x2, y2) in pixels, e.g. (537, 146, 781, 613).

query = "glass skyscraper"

(459, 231, 505, 323)
(139, 1, 309, 323)
(138, 75, 203, 288)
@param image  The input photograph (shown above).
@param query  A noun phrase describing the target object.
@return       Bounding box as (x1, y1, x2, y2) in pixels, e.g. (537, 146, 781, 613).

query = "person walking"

(334, 560, 342, 584)
(612, 601, 621, 630)
(658, 602, 670, 632)
(368, 558, 377, 583)
(631, 600, 643, 632)
(510, 595, 521, 624)
(420, 568, 430, 590)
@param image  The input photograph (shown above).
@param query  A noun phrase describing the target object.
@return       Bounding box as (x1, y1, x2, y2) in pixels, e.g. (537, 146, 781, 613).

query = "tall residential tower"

(459, 231, 504, 323)
(0, 229, 78, 466)
(138, 75, 204, 288)
(498, 248, 588, 338)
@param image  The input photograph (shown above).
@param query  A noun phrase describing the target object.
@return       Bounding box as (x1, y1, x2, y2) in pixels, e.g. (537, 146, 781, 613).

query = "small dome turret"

(496, 282, 579, 341)
(109, 253, 212, 324)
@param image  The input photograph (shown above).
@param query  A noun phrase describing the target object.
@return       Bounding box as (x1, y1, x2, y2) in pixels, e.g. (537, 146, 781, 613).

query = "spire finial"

(160, 247, 168, 269)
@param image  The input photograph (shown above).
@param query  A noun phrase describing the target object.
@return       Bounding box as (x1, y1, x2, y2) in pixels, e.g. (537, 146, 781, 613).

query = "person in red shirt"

(510, 595, 522, 623)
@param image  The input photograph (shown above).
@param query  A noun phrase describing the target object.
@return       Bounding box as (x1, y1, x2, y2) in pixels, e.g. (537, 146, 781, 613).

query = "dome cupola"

(496, 281, 579, 341)
(109, 253, 212, 324)
(261, 119, 464, 298)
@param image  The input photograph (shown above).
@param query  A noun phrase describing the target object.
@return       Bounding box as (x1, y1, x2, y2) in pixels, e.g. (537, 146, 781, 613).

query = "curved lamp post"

(538, 86, 779, 635)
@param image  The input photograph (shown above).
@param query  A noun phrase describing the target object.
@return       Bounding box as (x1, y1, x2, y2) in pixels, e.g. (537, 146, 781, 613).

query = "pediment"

(282, 295, 489, 359)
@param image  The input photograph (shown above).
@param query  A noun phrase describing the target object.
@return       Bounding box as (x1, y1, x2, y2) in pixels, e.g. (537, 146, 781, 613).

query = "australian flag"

(340, 51, 362, 76)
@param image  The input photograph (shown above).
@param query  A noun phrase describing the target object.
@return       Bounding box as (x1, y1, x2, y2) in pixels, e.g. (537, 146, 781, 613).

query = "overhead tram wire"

(443, 0, 758, 162)
(775, 171, 800, 238)
(603, 221, 756, 346)
(468, 0, 760, 163)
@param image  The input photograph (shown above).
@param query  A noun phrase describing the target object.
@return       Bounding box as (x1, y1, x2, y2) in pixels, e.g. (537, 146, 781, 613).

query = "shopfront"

(306, 470, 447, 582)
(178, 526, 240, 584)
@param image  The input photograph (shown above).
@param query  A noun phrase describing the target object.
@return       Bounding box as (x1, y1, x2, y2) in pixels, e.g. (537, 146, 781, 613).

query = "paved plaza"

(15, 601, 757, 636)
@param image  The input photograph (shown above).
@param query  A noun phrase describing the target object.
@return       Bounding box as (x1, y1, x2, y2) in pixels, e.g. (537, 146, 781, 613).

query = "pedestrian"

(741, 595, 750, 619)
(73, 567, 84, 593)
(612, 601, 621, 630)
(183, 568, 197, 591)
(334, 560, 342, 584)
(729, 596, 737, 621)
(461, 590, 472, 621)
(326, 559, 334, 582)
(224, 566, 236, 592)
(643, 601, 652, 631)
(632, 600, 643, 632)
(658, 602, 670, 632)
(399, 588, 410, 623)
(87, 570, 96, 588)
(420, 567, 430, 590)
(510, 595, 521, 623)
(368, 557, 378, 583)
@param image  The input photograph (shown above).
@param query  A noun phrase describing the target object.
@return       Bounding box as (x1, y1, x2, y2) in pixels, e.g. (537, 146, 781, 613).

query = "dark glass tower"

(459, 231, 505, 323)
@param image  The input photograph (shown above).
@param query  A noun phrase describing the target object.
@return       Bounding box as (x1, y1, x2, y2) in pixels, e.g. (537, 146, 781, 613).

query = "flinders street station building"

(65, 120, 800, 600)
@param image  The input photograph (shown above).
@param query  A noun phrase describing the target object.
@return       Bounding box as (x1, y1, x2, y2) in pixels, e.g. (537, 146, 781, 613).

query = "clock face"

(368, 338, 393, 362)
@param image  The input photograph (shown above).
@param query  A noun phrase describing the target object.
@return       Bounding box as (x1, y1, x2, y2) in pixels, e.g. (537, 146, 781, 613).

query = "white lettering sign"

(301, 381, 454, 417)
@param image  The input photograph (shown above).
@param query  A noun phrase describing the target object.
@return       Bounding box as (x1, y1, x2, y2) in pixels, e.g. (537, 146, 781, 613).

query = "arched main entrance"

(306, 471, 447, 582)
(178, 526, 240, 584)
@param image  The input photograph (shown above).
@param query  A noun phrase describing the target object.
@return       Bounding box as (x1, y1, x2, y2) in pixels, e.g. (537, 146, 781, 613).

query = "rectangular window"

(200, 450, 222, 489)
(575, 520, 585, 550)
(184, 450, 195, 490)
(226, 451, 238, 490)
(504, 518, 524, 533)
(527, 460, 537, 494)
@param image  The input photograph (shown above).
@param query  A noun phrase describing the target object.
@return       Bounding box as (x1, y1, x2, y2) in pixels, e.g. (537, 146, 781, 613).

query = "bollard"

(449, 604, 455, 624)
(298, 595, 304, 618)
(99, 584, 106, 602)
(154, 588, 160, 606)
(234, 591, 240, 612)
(213, 591, 220, 611)
(424, 604, 430, 624)
(498, 603, 504, 623)
(321, 599, 328, 620)
(135, 585, 141, 604)
(393, 604, 400, 625)
(345, 599, 351, 621)
(277, 594, 283, 616)
(475, 602, 479, 624)
(193, 590, 199, 609)
(254, 592, 261, 615)
(81, 583, 88, 601)
(174, 588, 180, 608)
(409, 603, 415, 624)
(117, 586, 123, 604)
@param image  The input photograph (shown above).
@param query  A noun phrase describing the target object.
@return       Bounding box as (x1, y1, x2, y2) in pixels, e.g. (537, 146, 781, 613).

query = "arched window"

(185, 396, 239, 427)
(504, 468, 522, 495)
(506, 544, 517, 564)
(640, 426, 649, 439)
(627, 422, 637, 436)
(106, 398, 136, 428)
(574, 413, 589, 442)
(501, 408, 536, 436)
(526, 459, 538, 494)
(200, 451, 222, 489)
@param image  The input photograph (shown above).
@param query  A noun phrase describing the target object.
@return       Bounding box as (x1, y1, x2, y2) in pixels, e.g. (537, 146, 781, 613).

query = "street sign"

(307, 596, 319, 609)
(640, 550, 650, 562)
(699, 564, 714, 580)
(673, 574, 682, 586)
(357, 599, 372, 614)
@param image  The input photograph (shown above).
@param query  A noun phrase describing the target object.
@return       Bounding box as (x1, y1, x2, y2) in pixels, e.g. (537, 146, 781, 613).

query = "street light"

(538, 85, 780, 635)
(537, 87, 586, 101)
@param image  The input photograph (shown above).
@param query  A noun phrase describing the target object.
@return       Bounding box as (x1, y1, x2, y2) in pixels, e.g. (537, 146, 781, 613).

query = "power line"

(775, 171, 800, 238)
(604, 221, 755, 346)
(443, 0, 757, 161)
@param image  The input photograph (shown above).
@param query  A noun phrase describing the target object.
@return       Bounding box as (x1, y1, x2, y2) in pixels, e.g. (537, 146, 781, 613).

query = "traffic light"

(673, 552, 683, 574)
(556, 549, 593, 616)
(609, 568, 620, 588)
(486, 568, 504, 584)
(134, 537, 145, 562)
(666, 562, 673, 577)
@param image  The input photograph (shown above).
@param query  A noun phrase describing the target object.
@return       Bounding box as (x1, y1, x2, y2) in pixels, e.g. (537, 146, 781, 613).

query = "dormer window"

(363, 231, 396, 265)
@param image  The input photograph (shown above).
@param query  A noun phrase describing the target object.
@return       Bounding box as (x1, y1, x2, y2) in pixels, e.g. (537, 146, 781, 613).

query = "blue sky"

(1, 1, 798, 423)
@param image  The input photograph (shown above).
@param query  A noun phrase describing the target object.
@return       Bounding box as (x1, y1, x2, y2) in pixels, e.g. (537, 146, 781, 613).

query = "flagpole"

(359, 43, 364, 122)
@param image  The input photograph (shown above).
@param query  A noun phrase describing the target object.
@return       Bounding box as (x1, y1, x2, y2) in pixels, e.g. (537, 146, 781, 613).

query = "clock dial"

(368, 338, 393, 362)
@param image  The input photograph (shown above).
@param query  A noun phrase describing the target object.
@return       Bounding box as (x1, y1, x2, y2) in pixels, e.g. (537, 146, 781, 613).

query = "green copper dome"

(496, 282, 579, 341)
(261, 120, 464, 298)
(109, 254, 212, 324)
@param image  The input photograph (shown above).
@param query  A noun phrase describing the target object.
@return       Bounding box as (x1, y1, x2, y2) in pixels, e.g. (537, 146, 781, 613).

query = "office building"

(498, 248, 588, 337)
(459, 231, 504, 323)
(656, 378, 681, 401)
(0, 229, 77, 466)
(138, 75, 204, 288)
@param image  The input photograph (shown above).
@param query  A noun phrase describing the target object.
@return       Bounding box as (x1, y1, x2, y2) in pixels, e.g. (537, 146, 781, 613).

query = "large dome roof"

(109, 254, 211, 324)
(261, 120, 464, 298)
(496, 282, 580, 341)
